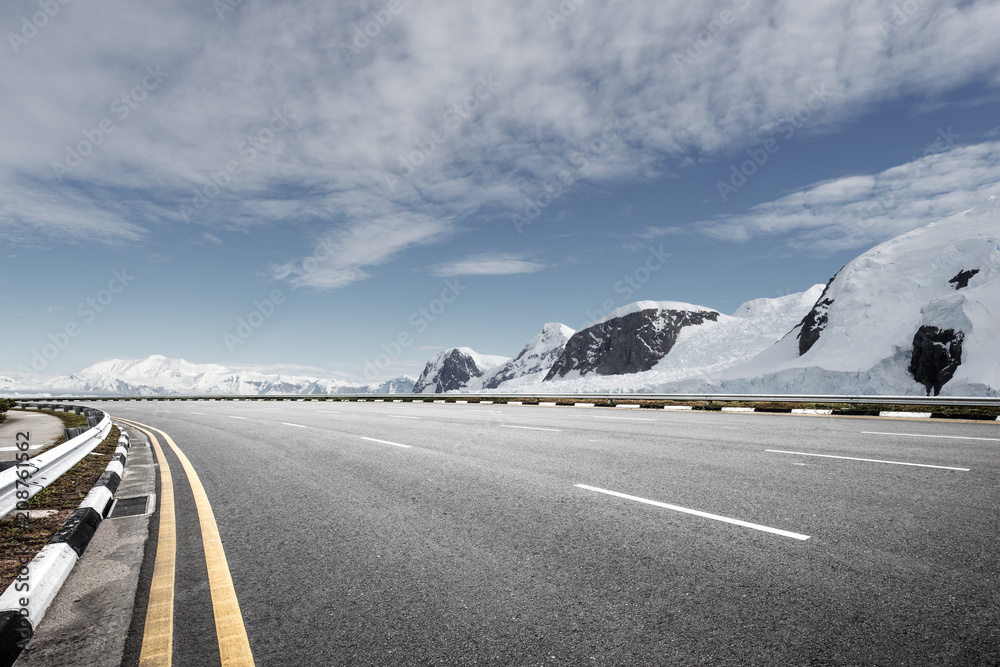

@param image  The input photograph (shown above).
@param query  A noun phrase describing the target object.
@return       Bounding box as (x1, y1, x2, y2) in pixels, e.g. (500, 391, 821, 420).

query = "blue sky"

(3, 0, 1000, 383)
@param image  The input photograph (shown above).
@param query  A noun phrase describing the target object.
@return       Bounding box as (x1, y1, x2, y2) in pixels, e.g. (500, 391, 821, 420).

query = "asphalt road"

(80, 400, 1000, 666)
(0, 409, 65, 461)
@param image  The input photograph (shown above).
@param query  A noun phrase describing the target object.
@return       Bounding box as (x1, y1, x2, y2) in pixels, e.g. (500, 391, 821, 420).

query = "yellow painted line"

(118, 420, 175, 667)
(121, 418, 256, 667)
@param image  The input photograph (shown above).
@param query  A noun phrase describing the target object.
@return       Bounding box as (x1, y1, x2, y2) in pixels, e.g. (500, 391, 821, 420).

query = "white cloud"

(0, 178, 146, 245)
(2, 0, 1000, 271)
(271, 213, 452, 289)
(430, 253, 547, 278)
(636, 226, 687, 239)
(698, 141, 1000, 252)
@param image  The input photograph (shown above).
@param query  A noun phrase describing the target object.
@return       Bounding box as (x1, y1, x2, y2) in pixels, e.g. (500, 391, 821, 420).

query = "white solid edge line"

(861, 431, 1000, 442)
(593, 416, 655, 422)
(359, 436, 412, 449)
(575, 484, 810, 541)
(499, 424, 563, 432)
(766, 449, 969, 471)
(281, 422, 308, 428)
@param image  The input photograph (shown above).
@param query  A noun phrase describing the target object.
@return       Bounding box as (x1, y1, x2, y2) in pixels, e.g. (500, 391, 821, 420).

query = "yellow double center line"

(118, 418, 255, 667)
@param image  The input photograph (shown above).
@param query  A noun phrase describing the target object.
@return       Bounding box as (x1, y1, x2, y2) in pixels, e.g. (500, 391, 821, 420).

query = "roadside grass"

(476, 398, 999, 419)
(0, 425, 121, 591)
(37, 409, 89, 430)
(10, 407, 89, 431)
(682, 401, 1000, 420)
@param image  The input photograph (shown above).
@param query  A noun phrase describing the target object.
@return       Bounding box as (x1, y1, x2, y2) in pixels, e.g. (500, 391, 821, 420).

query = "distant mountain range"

(410, 197, 999, 397)
(3, 356, 415, 396)
(5, 197, 997, 397)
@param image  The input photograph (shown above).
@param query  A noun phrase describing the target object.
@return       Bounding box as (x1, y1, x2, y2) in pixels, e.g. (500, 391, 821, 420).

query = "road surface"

(65, 400, 1000, 665)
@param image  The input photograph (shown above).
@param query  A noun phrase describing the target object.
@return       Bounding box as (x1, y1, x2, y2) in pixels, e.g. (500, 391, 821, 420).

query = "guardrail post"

(64, 427, 89, 440)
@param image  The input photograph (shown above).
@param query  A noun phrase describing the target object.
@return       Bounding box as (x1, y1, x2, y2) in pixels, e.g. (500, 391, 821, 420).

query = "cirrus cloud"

(430, 253, 548, 278)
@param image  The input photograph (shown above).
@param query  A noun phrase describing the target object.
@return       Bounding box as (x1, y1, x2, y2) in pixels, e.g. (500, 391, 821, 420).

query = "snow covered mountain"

(674, 196, 1000, 396)
(545, 302, 722, 380)
(484, 287, 823, 393)
(5, 198, 995, 398)
(5, 355, 414, 396)
(483, 323, 575, 389)
(412, 348, 509, 393)
(374, 376, 416, 394)
(411, 197, 998, 396)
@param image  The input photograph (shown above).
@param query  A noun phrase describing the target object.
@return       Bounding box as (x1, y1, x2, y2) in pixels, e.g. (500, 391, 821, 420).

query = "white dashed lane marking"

(862, 431, 1000, 442)
(500, 425, 562, 432)
(575, 484, 810, 541)
(360, 437, 412, 449)
(767, 450, 969, 471)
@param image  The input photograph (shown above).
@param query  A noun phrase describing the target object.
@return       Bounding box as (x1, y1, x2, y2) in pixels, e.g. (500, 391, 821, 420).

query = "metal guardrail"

(0, 405, 112, 519)
(16, 393, 1000, 407)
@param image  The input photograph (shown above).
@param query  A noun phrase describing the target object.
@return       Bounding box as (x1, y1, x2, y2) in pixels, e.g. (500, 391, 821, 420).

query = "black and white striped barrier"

(0, 430, 130, 666)
(0, 411, 112, 519)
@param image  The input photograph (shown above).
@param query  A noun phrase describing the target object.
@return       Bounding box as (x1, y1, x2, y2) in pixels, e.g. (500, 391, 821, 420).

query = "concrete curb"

(879, 411, 932, 419)
(0, 430, 130, 666)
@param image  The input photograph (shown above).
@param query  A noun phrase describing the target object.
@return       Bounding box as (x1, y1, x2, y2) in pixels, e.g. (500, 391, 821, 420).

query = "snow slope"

(649, 285, 825, 379)
(589, 300, 719, 326)
(483, 323, 575, 389)
(673, 197, 1000, 395)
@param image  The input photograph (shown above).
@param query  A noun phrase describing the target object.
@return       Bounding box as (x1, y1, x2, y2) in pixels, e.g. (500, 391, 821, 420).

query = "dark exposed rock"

(544, 308, 719, 380)
(948, 269, 980, 290)
(909, 326, 965, 396)
(413, 349, 485, 393)
(796, 272, 839, 356)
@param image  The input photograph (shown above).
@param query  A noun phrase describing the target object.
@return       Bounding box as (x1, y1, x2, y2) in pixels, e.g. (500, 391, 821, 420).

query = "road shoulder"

(16, 427, 155, 667)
